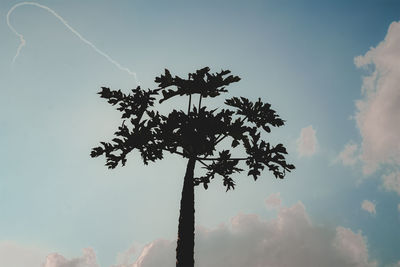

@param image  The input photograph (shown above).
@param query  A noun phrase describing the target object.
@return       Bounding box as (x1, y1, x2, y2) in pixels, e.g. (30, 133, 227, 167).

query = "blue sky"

(1, 0, 400, 266)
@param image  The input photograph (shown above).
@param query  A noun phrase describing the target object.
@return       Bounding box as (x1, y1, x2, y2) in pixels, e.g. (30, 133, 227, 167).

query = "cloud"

(0, 242, 102, 267)
(361, 200, 376, 215)
(114, 244, 137, 266)
(333, 227, 377, 267)
(119, 200, 377, 267)
(43, 248, 99, 267)
(36, 197, 379, 267)
(382, 171, 400, 195)
(297, 125, 318, 157)
(265, 192, 282, 209)
(0, 241, 47, 267)
(337, 142, 359, 166)
(353, 21, 400, 175)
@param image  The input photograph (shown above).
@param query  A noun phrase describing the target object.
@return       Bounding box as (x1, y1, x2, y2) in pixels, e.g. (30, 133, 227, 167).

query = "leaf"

(156, 67, 241, 103)
(90, 147, 104, 157)
(91, 67, 295, 191)
(231, 139, 240, 148)
(203, 183, 208, 190)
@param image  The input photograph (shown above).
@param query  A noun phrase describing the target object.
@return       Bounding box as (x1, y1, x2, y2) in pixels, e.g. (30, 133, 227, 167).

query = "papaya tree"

(90, 67, 295, 267)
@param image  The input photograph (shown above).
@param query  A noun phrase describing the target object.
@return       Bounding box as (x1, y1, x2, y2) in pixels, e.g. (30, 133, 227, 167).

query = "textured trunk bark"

(176, 157, 196, 267)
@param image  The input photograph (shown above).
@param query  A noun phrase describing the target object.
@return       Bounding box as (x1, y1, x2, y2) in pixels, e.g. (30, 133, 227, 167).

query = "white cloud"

(111, 240, 175, 267)
(337, 142, 359, 166)
(333, 227, 377, 267)
(297, 125, 318, 157)
(114, 244, 137, 266)
(119, 201, 377, 267)
(361, 200, 376, 215)
(382, 171, 400, 195)
(265, 192, 282, 209)
(43, 248, 99, 267)
(36, 198, 378, 267)
(0, 243, 102, 267)
(354, 21, 400, 175)
(0, 241, 47, 267)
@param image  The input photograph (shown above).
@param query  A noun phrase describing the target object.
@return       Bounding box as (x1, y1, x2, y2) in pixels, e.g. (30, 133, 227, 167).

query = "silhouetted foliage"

(91, 67, 295, 266)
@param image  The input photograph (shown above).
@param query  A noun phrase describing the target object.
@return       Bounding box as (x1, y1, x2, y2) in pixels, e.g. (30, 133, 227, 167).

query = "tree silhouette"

(90, 67, 295, 267)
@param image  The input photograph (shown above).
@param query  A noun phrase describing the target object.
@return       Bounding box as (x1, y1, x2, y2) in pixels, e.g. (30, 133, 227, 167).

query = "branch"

(196, 157, 249, 161)
(163, 149, 185, 157)
(174, 150, 185, 156)
(188, 94, 192, 114)
(198, 95, 202, 112)
(197, 159, 210, 168)
(214, 115, 248, 146)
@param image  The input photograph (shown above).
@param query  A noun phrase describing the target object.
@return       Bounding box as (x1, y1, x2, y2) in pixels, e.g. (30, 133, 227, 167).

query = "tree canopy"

(91, 67, 295, 191)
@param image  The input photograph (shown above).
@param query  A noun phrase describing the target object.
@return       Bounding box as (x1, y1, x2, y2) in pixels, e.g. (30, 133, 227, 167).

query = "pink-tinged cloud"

(265, 192, 282, 209)
(43, 248, 99, 267)
(297, 125, 318, 157)
(0, 241, 47, 267)
(338, 142, 359, 166)
(382, 171, 400, 195)
(114, 244, 137, 266)
(354, 21, 400, 175)
(115, 201, 377, 267)
(333, 227, 377, 267)
(361, 200, 376, 215)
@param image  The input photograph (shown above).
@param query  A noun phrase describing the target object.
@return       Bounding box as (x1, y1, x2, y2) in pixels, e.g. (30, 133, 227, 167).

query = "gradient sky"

(1, 0, 400, 266)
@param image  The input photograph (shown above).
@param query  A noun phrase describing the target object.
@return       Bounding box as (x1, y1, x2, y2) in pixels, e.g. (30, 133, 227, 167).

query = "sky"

(1, 0, 400, 266)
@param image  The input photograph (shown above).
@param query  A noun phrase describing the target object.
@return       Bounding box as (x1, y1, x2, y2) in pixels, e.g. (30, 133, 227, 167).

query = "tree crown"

(91, 67, 295, 191)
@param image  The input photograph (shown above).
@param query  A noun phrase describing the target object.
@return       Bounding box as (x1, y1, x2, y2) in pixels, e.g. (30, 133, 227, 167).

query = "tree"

(90, 67, 295, 267)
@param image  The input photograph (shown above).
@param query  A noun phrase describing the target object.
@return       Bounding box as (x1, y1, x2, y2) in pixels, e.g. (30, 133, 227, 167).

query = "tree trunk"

(176, 157, 196, 267)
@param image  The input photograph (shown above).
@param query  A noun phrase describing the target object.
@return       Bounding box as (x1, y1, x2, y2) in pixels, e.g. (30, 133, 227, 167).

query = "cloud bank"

(43, 248, 99, 267)
(115, 196, 378, 267)
(297, 125, 318, 157)
(353, 21, 400, 176)
(5, 196, 383, 267)
(0, 241, 47, 267)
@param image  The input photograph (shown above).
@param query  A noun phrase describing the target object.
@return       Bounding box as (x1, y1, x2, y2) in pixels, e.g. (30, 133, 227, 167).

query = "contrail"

(7, 1, 139, 84)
